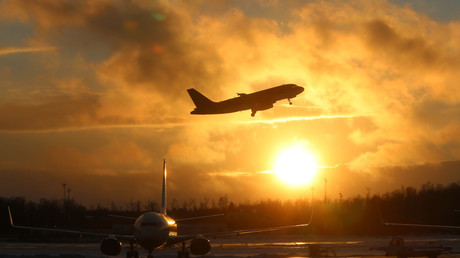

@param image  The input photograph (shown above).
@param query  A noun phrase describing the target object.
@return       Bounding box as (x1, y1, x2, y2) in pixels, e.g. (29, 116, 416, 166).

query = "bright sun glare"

(274, 144, 319, 186)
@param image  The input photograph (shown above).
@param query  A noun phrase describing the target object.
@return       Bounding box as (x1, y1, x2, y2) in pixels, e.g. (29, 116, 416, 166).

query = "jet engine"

(190, 237, 211, 256)
(254, 103, 273, 111)
(100, 237, 122, 256)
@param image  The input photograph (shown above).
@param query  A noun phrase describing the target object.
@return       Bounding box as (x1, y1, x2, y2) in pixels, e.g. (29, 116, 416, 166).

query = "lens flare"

(152, 13, 166, 21)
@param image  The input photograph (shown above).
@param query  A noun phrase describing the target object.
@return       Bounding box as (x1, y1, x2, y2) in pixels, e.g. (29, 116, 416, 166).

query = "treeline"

(1, 182, 460, 236)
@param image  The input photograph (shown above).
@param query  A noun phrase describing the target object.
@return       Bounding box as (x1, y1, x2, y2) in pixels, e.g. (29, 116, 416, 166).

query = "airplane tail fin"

(187, 88, 215, 108)
(161, 159, 167, 215)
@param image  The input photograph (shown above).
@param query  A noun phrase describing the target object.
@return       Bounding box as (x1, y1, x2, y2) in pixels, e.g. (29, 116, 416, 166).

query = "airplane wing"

(8, 206, 135, 241)
(167, 223, 312, 246)
(175, 214, 224, 222)
(167, 210, 313, 245)
(201, 221, 311, 238)
(108, 213, 224, 222)
(378, 206, 460, 230)
(381, 221, 460, 230)
(107, 214, 137, 220)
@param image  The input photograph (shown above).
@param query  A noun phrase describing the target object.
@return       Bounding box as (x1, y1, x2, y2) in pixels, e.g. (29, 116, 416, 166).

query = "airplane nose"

(297, 86, 304, 93)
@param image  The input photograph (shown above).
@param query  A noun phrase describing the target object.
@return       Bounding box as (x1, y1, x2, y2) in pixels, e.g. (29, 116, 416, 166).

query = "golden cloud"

(1, 0, 460, 204)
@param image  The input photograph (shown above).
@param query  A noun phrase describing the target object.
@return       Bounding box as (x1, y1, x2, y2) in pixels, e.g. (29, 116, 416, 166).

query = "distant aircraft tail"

(187, 88, 215, 108)
(161, 159, 167, 215)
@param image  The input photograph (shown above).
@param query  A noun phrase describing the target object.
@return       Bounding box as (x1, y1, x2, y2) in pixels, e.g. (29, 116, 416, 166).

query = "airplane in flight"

(9, 160, 312, 258)
(187, 84, 305, 117)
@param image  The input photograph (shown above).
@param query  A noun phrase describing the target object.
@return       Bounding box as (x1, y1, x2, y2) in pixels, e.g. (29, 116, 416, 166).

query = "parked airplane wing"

(8, 206, 136, 241)
(108, 213, 224, 222)
(167, 222, 312, 247)
(202, 221, 312, 238)
(381, 221, 460, 230)
(378, 206, 460, 230)
(175, 214, 224, 222)
(168, 208, 313, 245)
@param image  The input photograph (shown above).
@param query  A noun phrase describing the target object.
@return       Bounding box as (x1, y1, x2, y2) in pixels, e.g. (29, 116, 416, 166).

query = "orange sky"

(1, 0, 460, 207)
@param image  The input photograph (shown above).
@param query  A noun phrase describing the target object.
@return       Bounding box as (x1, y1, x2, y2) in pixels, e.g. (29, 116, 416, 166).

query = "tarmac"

(2, 235, 460, 258)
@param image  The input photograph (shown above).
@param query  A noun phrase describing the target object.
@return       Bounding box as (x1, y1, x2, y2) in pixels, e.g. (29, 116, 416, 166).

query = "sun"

(274, 144, 319, 186)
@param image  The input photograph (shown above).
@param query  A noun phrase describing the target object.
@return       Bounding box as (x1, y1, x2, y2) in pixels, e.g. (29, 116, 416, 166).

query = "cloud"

(0, 0, 229, 131)
(1, 0, 460, 204)
(283, 1, 460, 170)
(242, 114, 366, 125)
(0, 94, 101, 131)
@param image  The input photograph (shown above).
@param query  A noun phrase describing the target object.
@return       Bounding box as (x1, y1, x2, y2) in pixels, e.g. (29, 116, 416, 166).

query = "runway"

(2, 235, 460, 258)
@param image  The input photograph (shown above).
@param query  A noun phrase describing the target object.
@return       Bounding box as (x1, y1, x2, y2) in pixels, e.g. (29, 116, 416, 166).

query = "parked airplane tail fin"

(161, 159, 167, 215)
(187, 88, 215, 108)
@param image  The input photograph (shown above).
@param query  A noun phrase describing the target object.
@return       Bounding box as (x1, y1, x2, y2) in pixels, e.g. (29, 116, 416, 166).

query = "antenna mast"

(161, 159, 167, 215)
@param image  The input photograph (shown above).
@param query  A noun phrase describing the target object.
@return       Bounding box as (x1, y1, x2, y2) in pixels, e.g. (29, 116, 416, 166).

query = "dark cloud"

(2, 0, 224, 89)
(364, 18, 460, 71)
(322, 161, 460, 200)
(0, 167, 162, 205)
(0, 0, 229, 131)
(0, 94, 101, 131)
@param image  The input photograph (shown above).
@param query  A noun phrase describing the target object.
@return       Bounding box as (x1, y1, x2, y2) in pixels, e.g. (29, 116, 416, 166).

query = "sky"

(1, 0, 460, 207)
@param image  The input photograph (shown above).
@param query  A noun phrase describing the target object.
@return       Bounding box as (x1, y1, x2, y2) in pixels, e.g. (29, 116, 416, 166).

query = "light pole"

(324, 178, 327, 203)
(62, 183, 66, 201)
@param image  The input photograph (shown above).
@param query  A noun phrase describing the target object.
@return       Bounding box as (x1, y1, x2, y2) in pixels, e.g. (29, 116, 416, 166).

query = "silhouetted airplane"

(187, 84, 304, 117)
(9, 160, 312, 258)
(373, 236, 451, 258)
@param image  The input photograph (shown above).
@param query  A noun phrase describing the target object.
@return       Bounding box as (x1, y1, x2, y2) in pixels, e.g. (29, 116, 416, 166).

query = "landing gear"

(288, 98, 292, 105)
(126, 243, 139, 258)
(251, 109, 256, 117)
(177, 250, 190, 258)
(177, 242, 190, 258)
(126, 251, 139, 258)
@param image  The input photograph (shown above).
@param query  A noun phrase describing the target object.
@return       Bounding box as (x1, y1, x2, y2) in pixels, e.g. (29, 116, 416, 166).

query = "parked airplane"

(187, 84, 304, 117)
(9, 160, 312, 258)
(373, 237, 451, 258)
(377, 206, 459, 257)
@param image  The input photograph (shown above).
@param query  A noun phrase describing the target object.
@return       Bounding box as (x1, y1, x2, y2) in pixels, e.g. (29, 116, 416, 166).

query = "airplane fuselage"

(134, 212, 177, 251)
